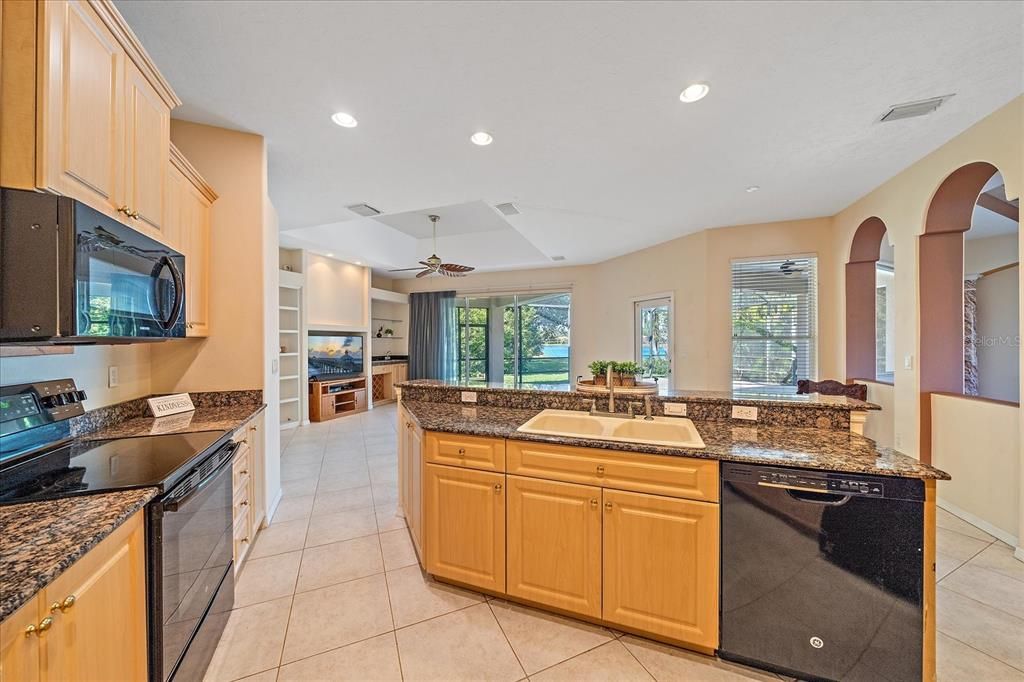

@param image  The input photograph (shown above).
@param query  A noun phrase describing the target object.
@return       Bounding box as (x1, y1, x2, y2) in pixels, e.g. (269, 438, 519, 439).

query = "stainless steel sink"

(517, 409, 705, 449)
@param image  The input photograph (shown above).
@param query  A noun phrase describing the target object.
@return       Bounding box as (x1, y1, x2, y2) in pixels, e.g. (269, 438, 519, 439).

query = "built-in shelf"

(373, 336, 404, 340)
(280, 374, 299, 381)
(280, 329, 299, 334)
(280, 352, 298, 357)
(280, 397, 300, 404)
(280, 306, 299, 311)
(372, 317, 403, 323)
(279, 280, 305, 430)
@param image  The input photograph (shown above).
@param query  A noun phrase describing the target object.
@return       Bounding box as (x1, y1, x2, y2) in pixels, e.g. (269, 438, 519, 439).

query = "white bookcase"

(279, 271, 305, 430)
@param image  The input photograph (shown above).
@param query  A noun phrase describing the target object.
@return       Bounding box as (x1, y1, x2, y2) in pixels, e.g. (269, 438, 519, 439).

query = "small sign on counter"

(147, 393, 196, 418)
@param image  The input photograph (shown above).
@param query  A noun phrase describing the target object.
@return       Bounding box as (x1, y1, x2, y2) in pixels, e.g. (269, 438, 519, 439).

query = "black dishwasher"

(720, 463, 924, 682)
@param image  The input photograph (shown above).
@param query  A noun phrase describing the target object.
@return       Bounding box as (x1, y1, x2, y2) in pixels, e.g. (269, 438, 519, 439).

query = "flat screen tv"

(308, 332, 364, 380)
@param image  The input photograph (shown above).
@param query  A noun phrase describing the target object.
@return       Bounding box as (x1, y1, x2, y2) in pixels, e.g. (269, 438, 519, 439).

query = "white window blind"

(731, 257, 818, 395)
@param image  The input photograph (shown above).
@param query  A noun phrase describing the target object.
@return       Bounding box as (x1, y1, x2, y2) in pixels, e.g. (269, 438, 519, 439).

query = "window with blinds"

(731, 257, 818, 395)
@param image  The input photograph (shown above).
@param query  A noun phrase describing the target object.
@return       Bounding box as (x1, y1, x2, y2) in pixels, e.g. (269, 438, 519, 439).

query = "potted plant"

(614, 361, 641, 387)
(588, 360, 610, 385)
(384, 328, 394, 337)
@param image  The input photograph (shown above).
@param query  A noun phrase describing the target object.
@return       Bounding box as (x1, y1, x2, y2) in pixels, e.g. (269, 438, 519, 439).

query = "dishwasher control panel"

(757, 470, 885, 498)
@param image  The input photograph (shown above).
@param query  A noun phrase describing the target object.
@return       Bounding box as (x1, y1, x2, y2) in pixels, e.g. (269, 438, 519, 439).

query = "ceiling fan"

(389, 214, 475, 278)
(779, 259, 807, 276)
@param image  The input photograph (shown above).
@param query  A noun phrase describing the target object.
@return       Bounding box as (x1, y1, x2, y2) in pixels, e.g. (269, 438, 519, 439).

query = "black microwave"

(0, 188, 186, 343)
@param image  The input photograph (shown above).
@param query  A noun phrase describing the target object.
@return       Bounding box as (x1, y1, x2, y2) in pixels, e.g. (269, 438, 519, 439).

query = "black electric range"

(0, 379, 240, 682)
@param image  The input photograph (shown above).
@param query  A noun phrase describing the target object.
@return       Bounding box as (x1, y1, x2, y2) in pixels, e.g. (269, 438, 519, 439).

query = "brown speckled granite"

(401, 400, 950, 481)
(0, 488, 158, 620)
(69, 390, 263, 436)
(80, 403, 266, 441)
(398, 382, 868, 430)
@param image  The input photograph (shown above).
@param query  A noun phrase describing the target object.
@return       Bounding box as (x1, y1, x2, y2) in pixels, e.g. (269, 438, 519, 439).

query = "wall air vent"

(551, 255, 566, 261)
(494, 202, 521, 216)
(346, 203, 381, 217)
(878, 94, 954, 123)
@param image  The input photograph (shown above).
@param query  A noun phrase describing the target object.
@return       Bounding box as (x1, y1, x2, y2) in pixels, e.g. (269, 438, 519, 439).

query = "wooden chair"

(796, 379, 868, 402)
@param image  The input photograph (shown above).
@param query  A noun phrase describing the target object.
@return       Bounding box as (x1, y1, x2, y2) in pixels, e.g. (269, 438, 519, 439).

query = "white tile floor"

(204, 404, 1024, 681)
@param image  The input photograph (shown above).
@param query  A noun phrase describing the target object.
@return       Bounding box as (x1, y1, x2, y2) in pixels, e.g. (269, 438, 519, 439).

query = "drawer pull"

(458, 448, 466, 457)
(590, 498, 598, 508)
(25, 617, 53, 637)
(596, 465, 605, 475)
(494, 483, 502, 493)
(604, 501, 613, 511)
(49, 595, 76, 613)
(239, 500, 248, 506)
(240, 470, 248, 475)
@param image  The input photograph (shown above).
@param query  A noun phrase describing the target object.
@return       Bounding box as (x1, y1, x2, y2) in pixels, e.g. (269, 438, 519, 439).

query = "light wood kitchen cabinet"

(398, 402, 424, 561)
(506, 475, 602, 618)
(122, 58, 170, 238)
(232, 413, 266, 573)
(167, 144, 216, 336)
(2, 0, 181, 230)
(0, 510, 148, 682)
(602, 488, 719, 652)
(424, 431, 506, 472)
(0, 595, 41, 682)
(424, 463, 506, 593)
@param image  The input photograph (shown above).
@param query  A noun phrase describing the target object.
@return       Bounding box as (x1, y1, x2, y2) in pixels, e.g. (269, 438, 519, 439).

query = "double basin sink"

(517, 409, 706, 449)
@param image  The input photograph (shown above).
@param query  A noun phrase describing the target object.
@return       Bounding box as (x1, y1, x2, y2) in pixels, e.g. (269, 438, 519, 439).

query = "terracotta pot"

(594, 375, 607, 386)
(611, 376, 623, 386)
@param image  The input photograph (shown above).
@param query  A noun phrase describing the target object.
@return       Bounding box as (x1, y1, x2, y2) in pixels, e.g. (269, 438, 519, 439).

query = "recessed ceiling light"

(470, 131, 493, 146)
(355, 261, 362, 265)
(745, 185, 760, 193)
(326, 252, 335, 257)
(330, 112, 358, 128)
(678, 82, 710, 103)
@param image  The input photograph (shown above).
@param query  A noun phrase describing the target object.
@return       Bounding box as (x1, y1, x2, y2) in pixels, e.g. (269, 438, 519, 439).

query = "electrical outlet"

(108, 366, 119, 388)
(461, 391, 477, 403)
(732, 405, 758, 421)
(271, 359, 279, 375)
(664, 402, 687, 417)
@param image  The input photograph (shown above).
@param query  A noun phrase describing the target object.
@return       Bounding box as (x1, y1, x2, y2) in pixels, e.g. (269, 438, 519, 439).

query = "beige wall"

(0, 346, 152, 409)
(150, 121, 268, 393)
(306, 255, 370, 332)
(976, 265, 1020, 403)
(862, 380, 896, 449)
(933, 393, 1020, 544)
(965, 233, 1018, 274)
(394, 217, 840, 390)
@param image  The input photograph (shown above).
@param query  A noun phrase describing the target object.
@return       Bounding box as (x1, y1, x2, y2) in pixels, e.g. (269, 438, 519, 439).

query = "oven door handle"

(164, 443, 239, 512)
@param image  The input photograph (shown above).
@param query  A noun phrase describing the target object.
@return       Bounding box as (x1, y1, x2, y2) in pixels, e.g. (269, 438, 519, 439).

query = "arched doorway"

(918, 161, 1001, 462)
(846, 217, 888, 381)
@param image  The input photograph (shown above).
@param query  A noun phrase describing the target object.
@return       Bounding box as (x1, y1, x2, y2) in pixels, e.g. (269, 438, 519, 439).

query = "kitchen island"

(394, 380, 946, 681)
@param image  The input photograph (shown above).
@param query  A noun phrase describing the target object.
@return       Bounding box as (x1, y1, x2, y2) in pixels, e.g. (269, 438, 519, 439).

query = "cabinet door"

(162, 161, 186, 251)
(424, 463, 505, 593)
(506, 476, 602, 617)
(37, 0, 123, 216)
(603, 489, 719, 649)
(185, 186, 211, 336)
(41, 511, 147, 681)
(0, 595, 41, 682)
(122, 59, 169, 238)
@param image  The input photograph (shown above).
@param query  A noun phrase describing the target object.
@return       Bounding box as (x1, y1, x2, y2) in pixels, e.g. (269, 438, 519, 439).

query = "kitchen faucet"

(584, 365, 632, 419)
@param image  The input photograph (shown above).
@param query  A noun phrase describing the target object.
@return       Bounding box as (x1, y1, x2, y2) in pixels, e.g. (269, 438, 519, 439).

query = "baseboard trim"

(267, 488, 284, 524)
(937, 498, 1019, 549)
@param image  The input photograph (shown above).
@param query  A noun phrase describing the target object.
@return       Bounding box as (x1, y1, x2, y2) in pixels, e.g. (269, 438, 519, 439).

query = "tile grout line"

(486, 600, 529, 678)
(937, 629, 1024, 675)
(617, 636, 657, 681)
(937, 578, 1024, 625)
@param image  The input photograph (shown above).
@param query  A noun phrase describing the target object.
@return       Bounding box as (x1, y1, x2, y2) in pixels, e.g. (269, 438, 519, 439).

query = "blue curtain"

(408, 290, 457, 380)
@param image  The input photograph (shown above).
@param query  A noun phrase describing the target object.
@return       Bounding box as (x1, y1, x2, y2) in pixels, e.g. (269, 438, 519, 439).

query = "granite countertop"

(402, 400, 950, 480)
(372, 359, 409, 366)
(396, 379, 880, 411)
(80, 403, 266, 440)
(0, 488, 158, 621)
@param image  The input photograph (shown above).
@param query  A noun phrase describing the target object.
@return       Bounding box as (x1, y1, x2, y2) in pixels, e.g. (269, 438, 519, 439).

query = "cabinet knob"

(49, 595, 75, 613)
(494, 483, 502, 493)
(130, 210, 140, 219)
(117, 205, 131, 215)
(604, 501, 613, 511)
(25, 617, 53, 637)
(240, 500, 248, 506)
(596, 465, 605, 475)
(458, 448, 466, 457)
(590, 498, 598, 508)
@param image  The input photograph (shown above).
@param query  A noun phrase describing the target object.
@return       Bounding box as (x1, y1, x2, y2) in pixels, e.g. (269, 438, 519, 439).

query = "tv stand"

(309, 376, 368, 421)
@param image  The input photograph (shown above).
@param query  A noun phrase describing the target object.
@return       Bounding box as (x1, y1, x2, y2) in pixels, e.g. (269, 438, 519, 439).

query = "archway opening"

(846, 217, 891, 382)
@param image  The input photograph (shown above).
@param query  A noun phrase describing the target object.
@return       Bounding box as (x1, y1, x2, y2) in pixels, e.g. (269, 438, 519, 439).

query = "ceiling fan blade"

(389, 267, 427, 272)
(439, 269, 468, 277)
(439, 263, 475, 273)
(415, 269, 433, 278)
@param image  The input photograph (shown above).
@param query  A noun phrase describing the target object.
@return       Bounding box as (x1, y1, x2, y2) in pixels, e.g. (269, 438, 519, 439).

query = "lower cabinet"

(0, 510, 147, 681)
(506, 475, 602, 618)
(398, 406, 424, 558)
(603, 488, 719, 650)
(424, 463, 505, 593)
(232, 413, 266, 574)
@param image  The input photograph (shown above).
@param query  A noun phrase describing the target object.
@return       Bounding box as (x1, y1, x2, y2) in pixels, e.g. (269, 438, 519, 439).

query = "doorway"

(634, 296, 672, 390)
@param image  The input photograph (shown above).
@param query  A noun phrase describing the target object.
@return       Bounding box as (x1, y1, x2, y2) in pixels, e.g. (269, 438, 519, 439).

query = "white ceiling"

(116, 0, 1023, 274)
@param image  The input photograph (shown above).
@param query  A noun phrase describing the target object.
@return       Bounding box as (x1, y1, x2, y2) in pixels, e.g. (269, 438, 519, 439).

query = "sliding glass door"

(455, 291, 571, 388)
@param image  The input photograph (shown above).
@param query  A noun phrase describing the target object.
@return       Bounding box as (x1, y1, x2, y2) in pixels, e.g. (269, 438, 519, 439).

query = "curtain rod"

(451, 282, 575, 296)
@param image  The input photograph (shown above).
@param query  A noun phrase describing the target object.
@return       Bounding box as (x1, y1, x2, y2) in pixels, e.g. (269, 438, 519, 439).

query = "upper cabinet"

(1, 0, 180, 237)
(167, 144, 217, 336)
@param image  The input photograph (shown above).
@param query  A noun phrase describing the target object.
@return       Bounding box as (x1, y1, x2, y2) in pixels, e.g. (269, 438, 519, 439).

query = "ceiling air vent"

(494, 202, 521, 216)
(879, 94, 954, 123)
(551, 255, 566, 262)
(346, 203, 381, 217)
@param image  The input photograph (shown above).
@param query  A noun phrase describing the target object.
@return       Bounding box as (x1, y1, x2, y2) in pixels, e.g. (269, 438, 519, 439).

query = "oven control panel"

(0, 379, 87, 436)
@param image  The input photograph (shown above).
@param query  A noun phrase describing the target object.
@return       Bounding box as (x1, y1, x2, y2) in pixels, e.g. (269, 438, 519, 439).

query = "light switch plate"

(461, 391, 477, 403)
(664, 402, 687, 417)
(732, 405, 758, 421)
(903, 354, 914, 370)
(108, 366, 119, 388)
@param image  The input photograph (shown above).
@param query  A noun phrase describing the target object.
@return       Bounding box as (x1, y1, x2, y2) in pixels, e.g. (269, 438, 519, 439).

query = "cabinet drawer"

(507, 440, 718, 502)
(424, 432, 506, 472)
(232, 444, 251, 490)
(233, 478, 251, 524)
